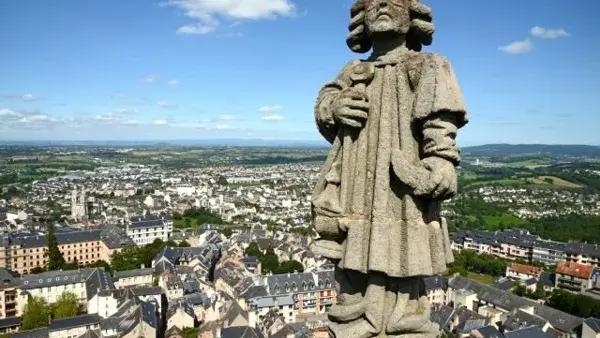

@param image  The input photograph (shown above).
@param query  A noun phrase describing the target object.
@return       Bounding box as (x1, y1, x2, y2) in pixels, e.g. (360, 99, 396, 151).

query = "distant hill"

(463, 144, 600, 157)
(0, 139, 329, 148)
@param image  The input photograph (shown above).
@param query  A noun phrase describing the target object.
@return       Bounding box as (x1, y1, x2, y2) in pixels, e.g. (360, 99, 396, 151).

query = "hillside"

(462, 144, 600, 157)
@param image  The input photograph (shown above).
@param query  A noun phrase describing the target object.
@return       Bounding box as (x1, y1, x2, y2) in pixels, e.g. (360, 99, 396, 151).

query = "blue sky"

(0, 0, 599, 145)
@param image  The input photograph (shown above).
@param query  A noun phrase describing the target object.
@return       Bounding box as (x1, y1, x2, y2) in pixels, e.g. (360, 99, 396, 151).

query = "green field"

(467, 272, 496, 285)
(483, 212, 527, 228)
(528, 176, 582, 188)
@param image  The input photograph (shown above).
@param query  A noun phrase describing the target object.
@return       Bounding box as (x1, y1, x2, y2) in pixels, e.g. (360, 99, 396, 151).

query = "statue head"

(347, 0, 435, 53)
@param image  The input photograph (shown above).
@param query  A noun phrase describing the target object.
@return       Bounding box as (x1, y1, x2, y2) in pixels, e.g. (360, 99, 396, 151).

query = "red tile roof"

(556, 260, 594, 280)
(509, 263, 542, 277)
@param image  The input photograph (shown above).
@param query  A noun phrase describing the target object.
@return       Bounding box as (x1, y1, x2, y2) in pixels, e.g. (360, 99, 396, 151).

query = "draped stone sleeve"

(315, 60, 360, 144)
(414, 53, 468, 166)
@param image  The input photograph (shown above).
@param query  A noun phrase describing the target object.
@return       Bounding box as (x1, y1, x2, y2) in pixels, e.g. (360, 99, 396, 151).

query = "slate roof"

(492, 278, 516, 292)
(129, 218, 169, 229)
(77, 329, 101, 338)
(167, 301, 196, 320)
(271, 323, 311, 338)
(100, 298, 158, 335)
(423, 275, 448, 291)
(114, 268, 153, 279)
(11, 229, 102, 248)
(504, 327, 553, 338)
(584, 317, 600, 333)
(49, 314, 101, 331)
(430, 306, 454, 330)
(449, 275, 583, 333)
(538, 272, 555, 288)
(220, 326, 265, 338)
(503, 310, 549, 332)
(0, 316, 21, 328)
(165, 326, 184, 338)
(11, 328, 49, 338)
(265, 270, 334, 296)
(473, 325, 504, 338)
(454, 229, 600, 258)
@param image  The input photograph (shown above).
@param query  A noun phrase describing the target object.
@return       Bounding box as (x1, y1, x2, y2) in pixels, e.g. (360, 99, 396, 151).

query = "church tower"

(71, 187, 87, 221)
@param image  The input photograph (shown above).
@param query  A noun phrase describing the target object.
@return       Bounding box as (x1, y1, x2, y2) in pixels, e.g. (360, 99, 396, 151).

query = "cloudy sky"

(0, 0, 599, 145)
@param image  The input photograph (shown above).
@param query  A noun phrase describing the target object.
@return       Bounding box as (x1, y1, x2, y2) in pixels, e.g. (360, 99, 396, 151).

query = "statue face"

(365, 0, 411, 37)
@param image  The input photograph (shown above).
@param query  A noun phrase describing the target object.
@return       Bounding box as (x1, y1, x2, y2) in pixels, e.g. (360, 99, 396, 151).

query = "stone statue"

(310, 0, 468, 337)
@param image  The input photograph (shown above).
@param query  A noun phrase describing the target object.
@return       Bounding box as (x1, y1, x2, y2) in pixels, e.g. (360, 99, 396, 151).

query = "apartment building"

(126, 217, 173, 246)
(423, 275, 452, 307)
(248, 270, 337, 322)
(0, 267, 113, 322)
(555, 260, 595, 293)
(0, 226, 132, 275)
(453, 229, 600, 268)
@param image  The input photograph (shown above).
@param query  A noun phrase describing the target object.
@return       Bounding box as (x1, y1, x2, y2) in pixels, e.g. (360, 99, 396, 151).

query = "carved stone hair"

(347, 0, 435, 53)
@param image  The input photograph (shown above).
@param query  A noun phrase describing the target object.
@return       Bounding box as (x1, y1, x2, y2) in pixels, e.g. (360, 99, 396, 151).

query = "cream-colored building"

(113, 268, 153, 289)
(0, 226, 132, 275)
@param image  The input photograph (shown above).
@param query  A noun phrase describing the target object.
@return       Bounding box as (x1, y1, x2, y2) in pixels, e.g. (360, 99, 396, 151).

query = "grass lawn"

(531, 176, 582, 188)
(503, 159, 553, 168)
(467, 272, 496, 285)
(483, 213, 526, 228)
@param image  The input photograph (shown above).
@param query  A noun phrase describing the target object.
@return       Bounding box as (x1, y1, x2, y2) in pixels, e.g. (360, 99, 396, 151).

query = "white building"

(126, 218, 173, 246)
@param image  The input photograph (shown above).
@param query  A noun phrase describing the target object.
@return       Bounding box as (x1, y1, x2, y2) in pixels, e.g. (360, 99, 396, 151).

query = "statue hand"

(332, 88, 369, 129)
(418, 157, 458, 200)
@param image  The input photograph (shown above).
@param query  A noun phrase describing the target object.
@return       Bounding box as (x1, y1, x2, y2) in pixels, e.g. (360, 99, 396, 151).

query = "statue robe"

(312, 51, 468, 278)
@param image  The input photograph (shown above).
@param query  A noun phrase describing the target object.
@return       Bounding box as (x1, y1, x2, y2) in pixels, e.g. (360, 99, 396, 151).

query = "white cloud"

(169, 122, 208, 129)
(154, 119, 169, 125)
(166, 79, 179, 86)
(157, 101, 178, 109)
(163, 0, 296, 35)
(499, 38, 534, 55)
(4, 94, 41, 102)
(143, 75, 159, 83)
(262, 115, 285, 121)
(258, 105, 283, 112)
(0, 108, 22, 118)
(219, 114, 236, 120)
(177, 23, 218, 35)
(215, 124, 235, 130)
(530, 26, 569, 39)
(19, 114, 54, 123)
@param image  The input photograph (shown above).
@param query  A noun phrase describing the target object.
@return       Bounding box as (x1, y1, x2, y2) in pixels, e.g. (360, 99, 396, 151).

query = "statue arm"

(392, 54, 467, 200)
(315, 60, 360, 143)
(414, 54, 467, 200)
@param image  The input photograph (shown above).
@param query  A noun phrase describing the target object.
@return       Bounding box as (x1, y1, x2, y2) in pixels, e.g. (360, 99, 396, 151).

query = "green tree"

(245, 242, 262, 257)
(277, 260, 304, 274)
(513, 283, 527, 297)
(183, 327, 199, 338)
(30, 266, 45, 274)
(217, 176, 228, 185)
(173, 211, 183, 220)
(110, 246, 140, 272)
(45, 223, 66, 271)
(179, 240, 191, 247)
(21, 296, 51, 330)
(222, 228, 233, 239)
(53, 292, 79, 319)
(165, 239, 178, 247)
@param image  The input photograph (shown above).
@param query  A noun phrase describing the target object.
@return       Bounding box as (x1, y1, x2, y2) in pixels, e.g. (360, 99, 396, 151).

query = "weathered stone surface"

(310, 0, 468, 337)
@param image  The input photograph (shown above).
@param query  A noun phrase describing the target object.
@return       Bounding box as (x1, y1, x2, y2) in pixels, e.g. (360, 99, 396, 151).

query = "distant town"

(0, 144, 600, 338)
